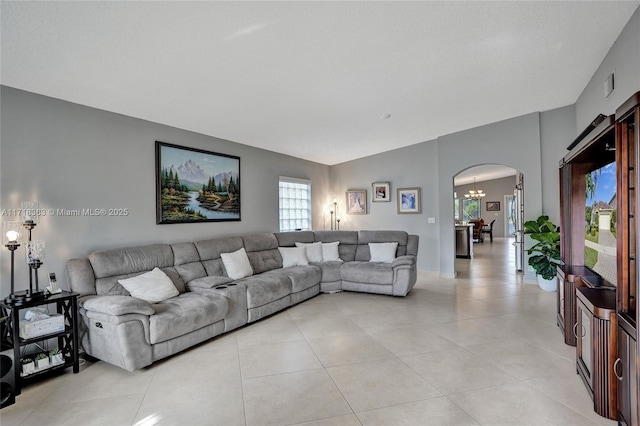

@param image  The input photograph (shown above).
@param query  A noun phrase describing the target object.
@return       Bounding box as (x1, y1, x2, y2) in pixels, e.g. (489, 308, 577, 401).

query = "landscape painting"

(156, 141, 240, 224)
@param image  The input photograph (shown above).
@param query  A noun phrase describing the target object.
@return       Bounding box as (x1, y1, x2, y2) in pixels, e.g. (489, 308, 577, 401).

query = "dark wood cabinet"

(576, 288, 618, 420)
(557, 270, 567, 341)
(576, 294, 593, 393)
(615, 92, 640, 426)
(557, 265, 600, 346)
(616, 322, 638, 426)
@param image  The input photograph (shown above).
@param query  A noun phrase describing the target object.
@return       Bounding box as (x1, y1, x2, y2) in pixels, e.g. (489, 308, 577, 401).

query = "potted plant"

(50, 348, 64, 365)
(35, 352, 50, 369)
(524, 215, 562, 291)
(21, 357, 35, 376)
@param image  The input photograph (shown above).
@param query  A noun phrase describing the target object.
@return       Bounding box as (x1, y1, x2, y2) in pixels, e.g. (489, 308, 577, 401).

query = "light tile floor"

(1, 238, 617, 425)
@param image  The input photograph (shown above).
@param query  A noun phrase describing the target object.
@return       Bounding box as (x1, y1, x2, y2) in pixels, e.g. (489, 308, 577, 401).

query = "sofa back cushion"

(274, 231, 315, 247)
(242, 233, 281, 274)
(171, 242, 207, 283)
(355, 231, 409, 261)
(88, 244, 181, 296)
(314, 231, 358, 261)
(195, 236, 243, 277)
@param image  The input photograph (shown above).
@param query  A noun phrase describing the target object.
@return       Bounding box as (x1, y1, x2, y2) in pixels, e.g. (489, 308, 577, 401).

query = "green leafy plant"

(610, 209, 617, 235)
(49, 348, 61, 355)
(35, 352, 48, 361)
(524, 215, 562, 280)
(21, 357, 33, 365)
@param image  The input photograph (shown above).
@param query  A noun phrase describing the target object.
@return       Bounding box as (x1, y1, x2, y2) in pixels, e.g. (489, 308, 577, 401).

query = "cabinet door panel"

(617, 326, 638, 426)
(617, 326, 631, 424)
(582, 308, 592, 378)
(577, 300, 593, 395)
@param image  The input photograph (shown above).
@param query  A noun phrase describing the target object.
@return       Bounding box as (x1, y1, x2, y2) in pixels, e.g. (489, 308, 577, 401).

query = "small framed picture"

(346, 190, 367, 214)
(397, 188, 421, 214)
(372, 182, 391, 202)
(486, 201, 500, 211)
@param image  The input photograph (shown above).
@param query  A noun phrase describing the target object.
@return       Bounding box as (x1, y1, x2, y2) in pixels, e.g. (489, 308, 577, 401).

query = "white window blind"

(279, 177, 312, 232)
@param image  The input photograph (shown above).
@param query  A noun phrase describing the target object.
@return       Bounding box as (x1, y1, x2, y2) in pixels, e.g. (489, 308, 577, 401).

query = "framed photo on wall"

(372, 182, 391, 202)
(486, 201, 500, 211)
(346, 190, 367, 214)
(156, 141, 241, 224)
(397, 187, 421, 214)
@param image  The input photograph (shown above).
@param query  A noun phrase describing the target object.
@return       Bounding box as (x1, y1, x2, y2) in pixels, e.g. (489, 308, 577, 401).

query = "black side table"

(1, 291, 79, 399)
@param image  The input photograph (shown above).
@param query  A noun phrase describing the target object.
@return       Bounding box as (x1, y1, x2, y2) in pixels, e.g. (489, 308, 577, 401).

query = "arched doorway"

(453, 164, 524, 278)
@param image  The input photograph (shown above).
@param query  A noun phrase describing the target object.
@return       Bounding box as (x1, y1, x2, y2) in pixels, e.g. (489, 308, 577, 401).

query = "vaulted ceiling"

(2, 1, 638, 165)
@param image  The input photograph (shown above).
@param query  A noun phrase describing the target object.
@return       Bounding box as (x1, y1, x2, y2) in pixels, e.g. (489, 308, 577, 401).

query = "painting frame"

(372, 182, 391, 202)
(156, 141, 241, 224)
(346, 190, 367, 215)
(486, 201, 500, 212)
(397, 187, 421, 214)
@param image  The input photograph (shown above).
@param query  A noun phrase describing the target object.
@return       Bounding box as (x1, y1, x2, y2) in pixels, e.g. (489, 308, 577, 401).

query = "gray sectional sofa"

(66, 230, 418, 371)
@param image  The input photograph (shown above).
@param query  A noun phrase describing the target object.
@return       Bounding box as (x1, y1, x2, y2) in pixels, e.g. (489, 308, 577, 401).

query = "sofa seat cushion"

(340, 261, 394, 285)
(237, 274, 292, 308)
(311, 261, 343, 283)
(263, 266, 321, 293)
(149, 292, 228, 344)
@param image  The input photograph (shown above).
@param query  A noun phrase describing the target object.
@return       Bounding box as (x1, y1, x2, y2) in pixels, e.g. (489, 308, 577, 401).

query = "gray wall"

(454, 175, 518, 238)
(330, 108, 576, 279)
(0, 86, 330, 294)
(540, 105, 576, 226)
(437, 113, 543, 279)
(576, 7, 640, 132)
(330, 141, 440, 272)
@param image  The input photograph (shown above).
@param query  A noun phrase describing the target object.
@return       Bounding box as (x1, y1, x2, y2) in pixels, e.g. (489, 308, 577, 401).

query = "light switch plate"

(428, 217, 436, 224)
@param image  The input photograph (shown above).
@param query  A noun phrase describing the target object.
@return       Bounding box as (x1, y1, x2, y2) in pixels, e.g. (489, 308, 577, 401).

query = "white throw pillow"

(321, 241, 342, 262)
(221, 247, 254, 280)
(278, 246, 309, 267)
(295, 241, 324, 262)
(369, 242, 398, 263)
(118, 267, 179, 303)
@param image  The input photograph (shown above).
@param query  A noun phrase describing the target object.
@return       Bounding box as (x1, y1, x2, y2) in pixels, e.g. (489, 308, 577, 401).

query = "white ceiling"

(2, 1, 638, 166)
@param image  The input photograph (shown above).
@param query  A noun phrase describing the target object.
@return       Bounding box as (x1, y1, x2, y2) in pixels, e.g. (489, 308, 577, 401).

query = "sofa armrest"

(81, 295, 155, 316)
(392, 255, 416, 268)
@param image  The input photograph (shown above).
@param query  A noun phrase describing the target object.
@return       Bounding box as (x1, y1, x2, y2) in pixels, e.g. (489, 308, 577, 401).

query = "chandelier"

(464, 178, 486, 199)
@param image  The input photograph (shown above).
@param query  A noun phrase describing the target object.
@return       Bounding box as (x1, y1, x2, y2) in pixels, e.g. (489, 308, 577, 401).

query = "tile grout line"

(291, 303, 363, 425)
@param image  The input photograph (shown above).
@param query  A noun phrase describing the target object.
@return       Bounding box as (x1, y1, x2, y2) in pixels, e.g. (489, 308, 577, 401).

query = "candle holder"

(21, 201, 38, 241)
(14, 201, 46, 303)
(25, 240, 45, 301)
